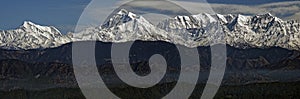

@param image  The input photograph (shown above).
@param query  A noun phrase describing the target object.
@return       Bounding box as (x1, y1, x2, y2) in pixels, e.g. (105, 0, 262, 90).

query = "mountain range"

(0, 9, 299, 51)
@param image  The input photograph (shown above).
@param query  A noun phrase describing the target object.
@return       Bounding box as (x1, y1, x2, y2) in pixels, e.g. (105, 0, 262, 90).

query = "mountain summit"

(21, 21, 62, 36)
(102, 9, 140, 29)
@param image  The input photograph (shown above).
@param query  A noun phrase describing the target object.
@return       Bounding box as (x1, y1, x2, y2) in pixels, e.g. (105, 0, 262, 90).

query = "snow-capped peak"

(262, 13, 273, 17)
(253, 13, 282, 22)
(73, 9, 171, 43)
(22, 21, 36, 28)
(102, 9, 140, 29)
(20, 21, 62, 36)
(117, 9, 137, 19)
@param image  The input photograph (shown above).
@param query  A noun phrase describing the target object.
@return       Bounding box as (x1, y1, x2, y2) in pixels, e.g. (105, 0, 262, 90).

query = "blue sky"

(0, 0, 296, 34)
(0, 0, 91, 33)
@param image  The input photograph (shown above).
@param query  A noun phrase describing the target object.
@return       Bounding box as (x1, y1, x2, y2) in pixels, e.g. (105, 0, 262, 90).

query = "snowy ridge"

(158, 12, 300, 50)
(223, 13, 300, 50)
(0, 9, 300, 50)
